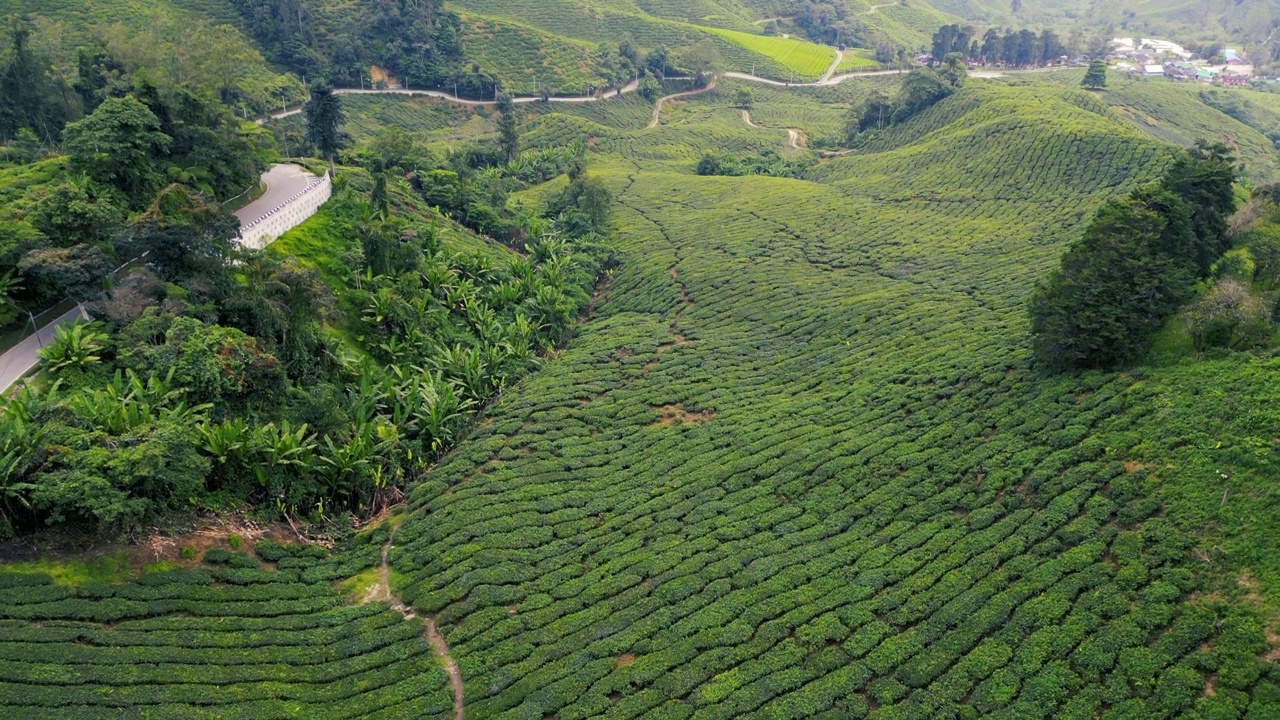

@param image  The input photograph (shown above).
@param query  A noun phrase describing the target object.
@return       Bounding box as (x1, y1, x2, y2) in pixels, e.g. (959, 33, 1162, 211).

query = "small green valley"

(1, 0, 1280, 718)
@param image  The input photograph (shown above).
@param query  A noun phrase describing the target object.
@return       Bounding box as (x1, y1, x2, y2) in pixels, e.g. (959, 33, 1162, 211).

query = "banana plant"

(197, 417, 253, 465)
(527, 232, 569, 266)
(484, 279, 524, 310)
(414, 375, 471, 454)
(444, 277, 478, 313)
(510, 257, 535, 290)
(39, 321, 108, 373)
(364, 286, 398, 329)
(420, 257, 456, 298)
(0, 412, 41, 519)
(252, 420, 318, 487)
(0, 271, 22, 317)
(431, 344, 489, 402)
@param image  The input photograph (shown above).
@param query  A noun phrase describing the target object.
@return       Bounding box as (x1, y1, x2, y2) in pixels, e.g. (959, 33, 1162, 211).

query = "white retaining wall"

(237, 172, 332, 249)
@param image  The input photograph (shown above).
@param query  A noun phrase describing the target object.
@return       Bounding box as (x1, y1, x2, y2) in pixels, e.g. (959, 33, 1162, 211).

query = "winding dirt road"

(864, 1, 899, 14)
(740, 109, 805, 149)
(648, 82, 717, 129)
(822, 50, 844, 83)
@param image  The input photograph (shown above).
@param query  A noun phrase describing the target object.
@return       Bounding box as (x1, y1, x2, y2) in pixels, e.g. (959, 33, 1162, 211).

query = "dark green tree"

(62, 96, 171, 204)
(1160, 141, 1238, 275)
(851, 90, 894, 137)
(893, 69, 952, 123)
(123, 184, 238, 283)
(1029, 187, 1197, 370)
(496, 93, 519, 162)
(0, 20, 59, 141)
(304, 81, 345, 174)
(680, 40, 722, 88)
(29, 179, 125, 249)
(1082, 59, 1108, 89)
(637, 70, 661, 102)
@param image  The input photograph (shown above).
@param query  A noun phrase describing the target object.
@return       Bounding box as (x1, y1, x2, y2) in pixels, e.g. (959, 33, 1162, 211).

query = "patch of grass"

(335, 566, 382, 601)
(3, 552, 141, 586)
(835, 48, 881, 73)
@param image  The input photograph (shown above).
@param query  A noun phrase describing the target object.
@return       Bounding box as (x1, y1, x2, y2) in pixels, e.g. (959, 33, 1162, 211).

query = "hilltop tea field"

(3, 48, 1280, 720)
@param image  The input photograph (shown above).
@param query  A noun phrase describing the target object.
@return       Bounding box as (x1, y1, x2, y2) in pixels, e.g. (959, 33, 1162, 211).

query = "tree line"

(0, 14, 303, 140)
(845, 61, 966, 141)
(1029, 143, 1241, 371)
(931, 24, 1067, 67)
(0, 75, 266, 325)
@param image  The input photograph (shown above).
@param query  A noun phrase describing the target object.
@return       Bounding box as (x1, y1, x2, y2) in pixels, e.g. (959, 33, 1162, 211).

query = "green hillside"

(1028, 72, 1280, 183)
(10, 73, 1279, 718)
(0, 533, 457, 718)
(925, 0, 1278, 42)
(445, 0, 849, 83)
(374, 80, 1280, 718)
(0, 0, 302, 114)
(4, 1, 1280, 716)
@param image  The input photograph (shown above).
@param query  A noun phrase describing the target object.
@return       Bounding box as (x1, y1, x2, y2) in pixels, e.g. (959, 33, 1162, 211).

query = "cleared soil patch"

(651, 404, 716, 425)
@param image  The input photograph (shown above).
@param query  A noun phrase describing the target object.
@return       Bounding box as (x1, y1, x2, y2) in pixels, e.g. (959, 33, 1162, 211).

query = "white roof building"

(1113, 37, 1193, 60)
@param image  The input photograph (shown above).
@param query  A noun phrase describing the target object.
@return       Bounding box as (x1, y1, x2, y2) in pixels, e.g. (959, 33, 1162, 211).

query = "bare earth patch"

(651, 404, 716, 426)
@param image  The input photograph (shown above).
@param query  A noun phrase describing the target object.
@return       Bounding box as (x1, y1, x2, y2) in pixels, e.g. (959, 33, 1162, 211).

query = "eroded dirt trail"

(372, 533, 465, 720)
(739, 109, 805, 149)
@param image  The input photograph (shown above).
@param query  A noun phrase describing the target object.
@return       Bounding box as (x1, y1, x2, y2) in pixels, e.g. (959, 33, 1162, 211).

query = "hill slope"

(375, 80, 1279, 718)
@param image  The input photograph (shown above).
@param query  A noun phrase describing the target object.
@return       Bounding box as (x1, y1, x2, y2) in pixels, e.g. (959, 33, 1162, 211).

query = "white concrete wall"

(237, 172, 332, 249)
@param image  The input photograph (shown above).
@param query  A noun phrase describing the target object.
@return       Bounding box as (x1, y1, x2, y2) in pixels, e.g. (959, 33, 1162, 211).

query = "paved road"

(234, 164, 317, 227)
(253, 64, 1077, 126)
(256, 80, 646, 124)
(0, 304, 90, 393)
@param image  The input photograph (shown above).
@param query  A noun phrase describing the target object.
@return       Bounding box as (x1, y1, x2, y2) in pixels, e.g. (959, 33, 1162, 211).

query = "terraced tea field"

(699, 29, 837, 80)
(448, 0, 850, 83)
(4, 70, 1280, 719)
(0, 534, 455, 718)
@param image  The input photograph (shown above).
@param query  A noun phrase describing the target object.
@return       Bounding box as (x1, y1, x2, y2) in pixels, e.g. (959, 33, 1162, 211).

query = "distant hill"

(925, 0, 1278, 45)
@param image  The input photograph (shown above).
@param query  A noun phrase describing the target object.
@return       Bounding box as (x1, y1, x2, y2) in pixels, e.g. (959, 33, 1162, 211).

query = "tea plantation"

(4, 29, 1280, 720)
(380, 80, 1280, 717)
(0, 533, 455, 718)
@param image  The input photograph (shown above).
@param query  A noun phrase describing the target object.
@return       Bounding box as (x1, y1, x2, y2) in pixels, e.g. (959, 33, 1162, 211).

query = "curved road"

(822, 50, 844, 83)
(740, 109, 804, 149)
(233, 164, 317, 229)
(257, 66, 1075, 127)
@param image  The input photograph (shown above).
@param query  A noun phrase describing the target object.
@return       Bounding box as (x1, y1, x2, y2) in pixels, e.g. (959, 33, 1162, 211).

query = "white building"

(1112, 37, 1193, 60)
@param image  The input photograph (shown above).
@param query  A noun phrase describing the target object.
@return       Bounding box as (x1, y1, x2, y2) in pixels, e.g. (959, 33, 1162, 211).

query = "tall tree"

(1160, 141, 1238, 275)
(1082, 59, 1108, 89)
(496, 93, 519, 163)
(680, 41, 722, 88)
(304, 81, 345, 174)
(0, 20, 58, 141)
(1029, 187, 1197, 370)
